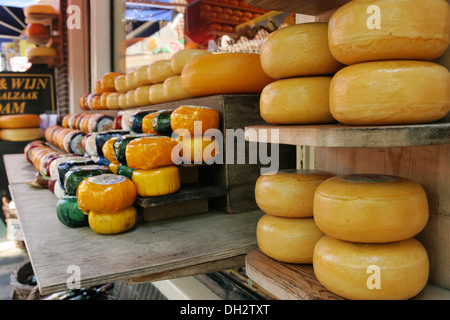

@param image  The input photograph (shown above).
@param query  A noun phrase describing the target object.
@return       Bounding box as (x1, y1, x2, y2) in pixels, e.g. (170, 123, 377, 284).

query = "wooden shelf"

(245, 122, 450, 148)
(244, 0, 351, 15)
(5, 153, 264, 295)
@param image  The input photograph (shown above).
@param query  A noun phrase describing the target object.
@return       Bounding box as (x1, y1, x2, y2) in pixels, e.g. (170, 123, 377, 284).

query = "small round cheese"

(106, 92, 121, 110)
(255, 169, 334, 218)
(101, 72, 123, 92)
(134, 65, 152, 86)
(163, 75, 192, 102)
(313, 236, 429, 300)
(126, 71, 138, 91)
(114, 75, 128, 93)
(260, 77, 335, 125)
(313, 174, 429, 243)
(132, 165, 181, 197)
(147, 60, 177, 84)
(125, 136, 177, 170)
(149, 83, 167, 104)
(330, 60, 450, 125)
(328, 0, 450, 65)
(135, 85, 152, 106)
(260, 22, 343, 79)
(88, 206, 137, 235)
(257, 214, 325, 264)
(170, 49, 212, 74)
(26, 46, 56, 58)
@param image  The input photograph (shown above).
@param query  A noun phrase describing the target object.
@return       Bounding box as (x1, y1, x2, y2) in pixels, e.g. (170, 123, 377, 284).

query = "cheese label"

(339, 174, 399, 183)
(88, 174, 125, 185)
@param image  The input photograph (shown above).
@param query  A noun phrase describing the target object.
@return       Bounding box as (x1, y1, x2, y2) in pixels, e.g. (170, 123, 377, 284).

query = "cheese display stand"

(2, 0, 450, 303)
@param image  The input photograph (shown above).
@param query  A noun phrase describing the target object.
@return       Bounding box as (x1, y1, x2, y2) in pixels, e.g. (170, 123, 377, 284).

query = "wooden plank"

(141, 198, 209, 222)
(245, 248, 343, 300)
(314, 145, 450, 290)
(9, 182, 264, 295)
(245, 123, 450, 148)
(3, 154, 37, 185)
(244, 0, 350, 15)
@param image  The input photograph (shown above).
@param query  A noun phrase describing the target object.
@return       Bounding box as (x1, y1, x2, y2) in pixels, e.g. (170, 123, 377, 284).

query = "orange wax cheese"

(255, 169, 334, 218)
(170, 49, 212, 75)
(77, 174, 137, 213)
(132, 165, 181, 197)
(257, 214, 325, 264)
(260, 76, 335, 125)
(88, 206, 137, 235)
(125, 136, 177, 170)
(0, 114, 41, 129)
(170, 105, 220, 136)
(260, 22, 343, 79)
(313, 174, 429, 243)
(328, 0, 450, 65)
(313, 236, 429, 300)
(330, 60, 450, 125)
(181, 53, 275, 97)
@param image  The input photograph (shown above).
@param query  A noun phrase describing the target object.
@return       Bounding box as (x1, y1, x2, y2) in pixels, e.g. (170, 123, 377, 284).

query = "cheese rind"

(170, 49, 212, 74)
(163, 76, 192, 102)
(0, 128, 44, 141)
(257, 214, 325, 264)
(255, 170, 334, 218)
(313, 236, 429, 300)
(132, 165, 181, 197)
(125, 136, 177, 170)
(313, 174, 429, 243)
(328, 0, 450, 65)
(260, 22, 343, 79)
(88, 206, 137, 235)
(330, 60, 450, 125)
(260, 77, 335, 124)
(0, 114, 41, 129)
(147, 60, 177, 84)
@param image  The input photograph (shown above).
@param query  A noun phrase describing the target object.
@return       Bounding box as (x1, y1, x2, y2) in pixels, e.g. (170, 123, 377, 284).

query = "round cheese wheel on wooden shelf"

(132, 165, 181, 197)
(77, 174, 137, 213)
(163, 75, 192, 102)
(102, 137, 120, 165)
(135, 85, 152, 107)
(257, 214, 325, 264)
(260, 77, 335, 125)
(88, 206, 137, 235)
(142, 111, 160, 135)
(101, 72, 123, 92)
(171, 49, 212, 75)
(313, 235, 429, 300)
(181, 53, 274, 97)
(0, 114, 41, 129)
(149, 83, 167, 104)
(126, 90, 138, 109)
(26, 46, 57, 58)
(106, 92, 121, 110)
(260, 22, 343, 79)
(125, 136, 177, 170)
(330, 60, 450, 125)
(147, 60, 177, 84)
(255, 169, 334, 218)
(328, 0, 450, 65)
(313, 174, 429, 243)
(177, 135, 220, 164)
(134, 65, 152, 87)
(118, 93, 128, 109)
(170, 105, 220, 136)
(114, 75, 128, 93)
(0, 128, 44, 141)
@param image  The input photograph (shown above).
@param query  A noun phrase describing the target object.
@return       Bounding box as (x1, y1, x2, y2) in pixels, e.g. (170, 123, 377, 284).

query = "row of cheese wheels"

(60, 113, 115, 134)
(0, 114, 44, 142)
(254, 170, 430, 300)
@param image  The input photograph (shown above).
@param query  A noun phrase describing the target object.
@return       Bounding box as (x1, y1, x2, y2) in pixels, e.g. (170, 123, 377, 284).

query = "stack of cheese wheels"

(259, 22, 342, 125)
(313, 174, 430, 300)
(61, 113, 115, 134)
(78, 72, 124, 111)
(77, 174, 138, 234)
(170, 105, 221, 165)
(44, 125, 86, 155)
(255, 169, 334, 264)
(328, 0, 450, 125)
(124, 135, 181, 197)
(180, 52, 275, 97)
(0, 114, 44, 141)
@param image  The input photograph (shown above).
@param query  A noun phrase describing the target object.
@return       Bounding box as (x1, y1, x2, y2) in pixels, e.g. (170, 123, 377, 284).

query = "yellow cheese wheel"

(100, 92, 116, 109)
(330, 60, 450, 125)
(109, 162, 119, 174)
(88, 206, 137, 235)
(177, 135, 220, 164)
(147, 60, 177, 84)
(255, 169, 334, 218)
(0, 114, 41, 129)
(126, 71, 138, 91)
(149, 83, 167, 104)
(181, 53, 275, 97)
(313, 174, 429, 243)
(132, 165, 181, 197)
(260, 77, 335, 125)
(26, 46, 57, 58)
(134, 85, 152, 107)
(260, 23, 343, 79)
(114, 75, 128, 93)
(118, 93, 128, 109)
(101, 72, 123, 92)
(1, 128, 44, 141)
(125, 136, 178, 170)
(77, 174, 137, 213)
(105, 92, 121, 110)
(134, 65, 152, 86)
(257, 214, 325, 264)
(313, 236, 429, 300)
(142, 111, 159, 134)
(328, 0, 450, 66)
(163, 76, 192, 102)
(126, 90, 138, 109)
(24, 4, 57, 16)
(102, 137, 119, 164)
(170, 49, 212, 74)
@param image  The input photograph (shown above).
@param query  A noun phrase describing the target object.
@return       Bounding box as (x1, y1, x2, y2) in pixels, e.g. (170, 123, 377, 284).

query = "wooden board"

(245, 123, 450, 148)
(244, 0, 350, 15)
(3, 154, 37, 185)
(9, 182, 264, 295)
(245, 249, 343, 300)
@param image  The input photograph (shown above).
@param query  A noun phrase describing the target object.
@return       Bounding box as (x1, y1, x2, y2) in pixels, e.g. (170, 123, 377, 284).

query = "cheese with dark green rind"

(95, 130, 129, 157)
(116, 164, 135, 180)
(57, 158, 95, 189)
(56, 196, 89, 228)
(129, 111, 152, 133)
(64, 164, 110, 195)
(113, 133, 152, 165)
(152, 110, 173, 136)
